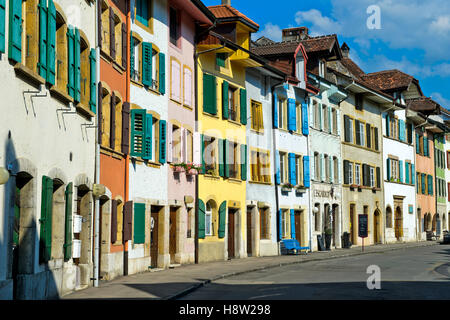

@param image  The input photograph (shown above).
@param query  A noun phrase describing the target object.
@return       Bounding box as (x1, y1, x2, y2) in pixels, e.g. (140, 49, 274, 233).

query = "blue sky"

(203, 0, 450, 109)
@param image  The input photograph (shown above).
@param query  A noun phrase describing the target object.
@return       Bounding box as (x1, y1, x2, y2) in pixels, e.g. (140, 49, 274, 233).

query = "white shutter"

(171, 60, 180, 102)
(311, 152, 315, 181)
(193, 132, 201, 165)
(184, 68, 192, 107)
(320, 154, 325, 182)
(336, 109, 341, 136)
(167, 122, 173, 163)
(180, 128, 186, 163)
(330, 157, 334, 184)
(338, 159, 342, 184)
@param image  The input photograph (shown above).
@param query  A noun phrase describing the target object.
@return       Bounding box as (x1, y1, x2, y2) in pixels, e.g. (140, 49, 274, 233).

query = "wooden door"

(246, 209, 252, 256)
(150, 209, 159, 268)
(374, 211, 380, 244)
(228, 210, 235, 259)
(295, 211, 301, 244)
(169, 208, 177, 262)
(350, 205, 356, 244)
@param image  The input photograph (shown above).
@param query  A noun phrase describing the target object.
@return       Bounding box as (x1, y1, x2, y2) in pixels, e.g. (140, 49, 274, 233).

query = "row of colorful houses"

(0, 0, 449, 300)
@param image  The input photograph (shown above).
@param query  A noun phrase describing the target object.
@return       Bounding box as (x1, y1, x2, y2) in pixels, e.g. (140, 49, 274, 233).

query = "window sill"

(135, 19, 154, 35)
(202, 112, 219, 119)
(132, 156, 162, 168)
(250, 128, 264, 135)
(249, 180, 272, 185)
(227, 177, 242, 183)
(203, 173, 220, 180)
(385, 180, 414, 187)
(76, 103, 95, 119)
(112, 61, 126, 74)
(100, 50, 114, 63)
(341, 141, 380, 153)
(131, 79, 144, 88)
(383, 135, 413, 146)
(14, 63, 45, 88)
(170, 97, 182, 105)
(227, 119, 242, 126)
(49, 86, 74, 105)
(100, 145, 125, 159)
(183, 103, 193, 111)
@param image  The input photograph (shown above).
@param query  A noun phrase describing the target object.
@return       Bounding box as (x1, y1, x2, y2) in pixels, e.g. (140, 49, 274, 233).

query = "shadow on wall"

(2, 131, 59, 300)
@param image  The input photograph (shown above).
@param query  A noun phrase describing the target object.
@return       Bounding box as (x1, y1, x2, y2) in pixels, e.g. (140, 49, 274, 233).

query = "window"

(386, 207, 392, 228)
(280, 152, 288, 183)
(216, 53, 227, 68)
(112, 13, 122, 64)
(348, 162, 354, 185)
(324, 155, 330, 182)
(370, 167, 375, 187)
(344, 115, 354, 143)
(136, 0, 151, 29)
(333, 157, 338, 182)
(355, 163, 361, 185)
(332, 109, 338, 134)
(229, 86, 238, 122)
(131, 37, 141, 82)
(80, 37, 91, 108)
(389, 158, 399, 181)
(296, 103, 302, 134)
(314, 152, 320, 181)
(260, 208, 270, 239)
(101, 88, 111, 147)
(183, 67, 192, 107)
(314, 205, 320, 232)
(323, 104, 328, 132)
(169, 7, 180, 46)
(55, 11, 67, 93)
(170, 58, 181, 102)
(355, 120, 365, 146)
(101, 1, 110, 53)
(151, 48, 158, 90)
(319, 60, 326, 77)
(251, 150, 271, 183)
(205, 202, 212, 236)
(251, 100, 263, 132)
(227, 141, 239, 179)
(278, 99, 287, 129)
(314, 101, 320, 129)
(171, 124, 181, 163)
(187, 208, 193, 238)
(281, 209, 290, 238)
(185, 130, 193, 163)
(355, 93, 363, 111)
(204, 136, 217, 174)
(131, 40, 164, 93)
(296, 155, 303, 186)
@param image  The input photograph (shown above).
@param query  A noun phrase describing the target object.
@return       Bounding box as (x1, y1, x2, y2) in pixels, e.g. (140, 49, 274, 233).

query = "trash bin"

(317, 235, 325, 251)
(342, 232, 352, 249)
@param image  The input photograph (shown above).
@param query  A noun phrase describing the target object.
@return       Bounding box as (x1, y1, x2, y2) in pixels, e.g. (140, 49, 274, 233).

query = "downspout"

(93, 0, 101, 288)
(306, 94, 313, 253)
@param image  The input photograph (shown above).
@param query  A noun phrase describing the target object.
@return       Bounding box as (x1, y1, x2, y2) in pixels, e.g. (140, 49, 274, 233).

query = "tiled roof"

(406, 97, 441, 112)
(362, 70, 416, 92)
(208, 5, 259, 30)
(340, 57, 365, 79)
(251, 41, 300, 56)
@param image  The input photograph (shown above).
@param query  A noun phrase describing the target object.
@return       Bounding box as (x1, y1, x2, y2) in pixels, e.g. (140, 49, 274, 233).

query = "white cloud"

(430, 92, 450, 108)
(294, 9, 342, 36)
(253, 22, 282, 42)
(430, 16, 450, 35)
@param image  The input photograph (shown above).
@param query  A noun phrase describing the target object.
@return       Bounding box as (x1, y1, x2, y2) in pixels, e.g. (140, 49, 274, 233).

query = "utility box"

(73, 240, 82, 258)
(73, 215, 83, 233)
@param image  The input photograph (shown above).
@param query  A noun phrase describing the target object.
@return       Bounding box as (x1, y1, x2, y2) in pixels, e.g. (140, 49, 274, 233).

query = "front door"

(150, 209, 159, 268)
(169, 208, 177, 263)
(228, 210, 235, 259)
(374, 211, 380, 244)
(395, 207, 403, 240)
(246, 209, 252, 257)
(295, 211, 301, 244)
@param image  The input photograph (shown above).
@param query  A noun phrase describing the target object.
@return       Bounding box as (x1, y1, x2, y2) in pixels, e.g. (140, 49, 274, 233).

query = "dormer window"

(319, 60, 326, 78)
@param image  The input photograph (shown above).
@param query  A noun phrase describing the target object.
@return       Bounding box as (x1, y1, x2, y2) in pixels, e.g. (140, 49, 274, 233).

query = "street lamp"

(0, 167, 10, 185)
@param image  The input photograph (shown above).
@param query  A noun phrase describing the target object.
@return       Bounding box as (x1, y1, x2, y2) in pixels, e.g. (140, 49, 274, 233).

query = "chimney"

(282, 27, 309, 42)
(221, 0, 231, 5)
(341, 42, 350, 58)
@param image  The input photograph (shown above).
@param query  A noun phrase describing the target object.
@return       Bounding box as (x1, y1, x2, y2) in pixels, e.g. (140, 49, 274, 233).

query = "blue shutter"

(0, 0, 5, 53)
(386, 158, 391, 181)
(302, 102, 309, 135)
(405, 162, 410, 184)
(8, 0, 22, 62)
(411, 164, 415, 185)
(289, 153, 296, 186)
(74, 28, 81, 102)
(319, 103, 323, 130)
(159, 52, 165, 94)
(424, 136, 428, 156)
(399, 120, 405, 142)
(416, 133, 420, 154)
(67, 27, 75, 97)
(47, 0, 56, 85)
(278, 209, 282, 241)
(288, 99, 296, 131)
(89, 49, 97, 113)
(421, 173, 426, 194)
(275, 151, 280, 185)
(142, 113, 153, 160)
(290, 209, 295, 240)
(385, 114, 390, 137)
(159, 120, 167, 164)
(273, 93, 278, 128)
(38, 0, 48, 79)
(303, 156, 310, 188)
(399, 160, 403, 183)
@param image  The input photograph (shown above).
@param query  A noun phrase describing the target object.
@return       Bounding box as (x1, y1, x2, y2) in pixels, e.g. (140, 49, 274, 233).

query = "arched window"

(314, 204, 320, 232)
(205, 201, 213, 236)
(386, 206, 392, 228)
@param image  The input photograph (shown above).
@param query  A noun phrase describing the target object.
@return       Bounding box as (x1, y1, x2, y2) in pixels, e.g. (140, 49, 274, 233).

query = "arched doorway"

(385, 206, 392, 228)
(394, 206, 403, 240)
(373, 209, 381, 244)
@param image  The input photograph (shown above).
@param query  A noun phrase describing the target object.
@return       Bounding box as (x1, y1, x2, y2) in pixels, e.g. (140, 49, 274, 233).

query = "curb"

(165, 241, 438, 300)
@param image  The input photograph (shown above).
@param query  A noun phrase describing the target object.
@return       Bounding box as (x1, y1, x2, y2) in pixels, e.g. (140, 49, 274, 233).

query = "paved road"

(180, 244, 450, 300)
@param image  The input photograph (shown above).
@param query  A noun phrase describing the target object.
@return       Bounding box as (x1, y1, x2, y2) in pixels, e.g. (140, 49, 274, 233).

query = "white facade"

(446, 134, 450, 233)
(0, 0, 96, 299)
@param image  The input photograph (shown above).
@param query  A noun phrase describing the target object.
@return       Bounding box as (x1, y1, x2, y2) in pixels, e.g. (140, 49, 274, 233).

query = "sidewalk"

(62, 241, 438, 300)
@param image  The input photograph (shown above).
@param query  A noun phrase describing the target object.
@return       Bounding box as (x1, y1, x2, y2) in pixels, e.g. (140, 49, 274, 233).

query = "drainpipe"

(306, 94, 313, 252)
(93, 0, 101, 288)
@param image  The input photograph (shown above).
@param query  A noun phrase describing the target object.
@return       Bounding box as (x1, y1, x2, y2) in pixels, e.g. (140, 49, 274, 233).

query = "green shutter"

(159, 120, 167, 164)
(216, 53, 226, 67)
(198, 199, 206, 239)
(8, 0, 22, 62)
(40, 176, 53, 262)
(0, 0, 5, 53)
(47, 0, 56, 85)
(158, 52, 165, 94)
(240, 88, 247, 125)
(89, 49, 97, 113)
(218, 139, 224, 177)
(133, 203, 145, 244)
(218, 201, 226, 238)
(38, 0, 48, 79)
(142, 113, 153, 160)
(203, 73, 217, 115)
(142, 42, 152, 87)
(67, 27, 75, 97)
(63, 182, 73, 261)
(130, 109, 146, 157)
(241, 144, 247, 181)
(74, 28, 81, 102)
(222, 81, 229, 119)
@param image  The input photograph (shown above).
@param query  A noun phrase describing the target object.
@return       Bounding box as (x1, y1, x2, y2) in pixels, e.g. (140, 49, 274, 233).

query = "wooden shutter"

(376, 167, 381, 188)
(63, 182, 73, 261)
(203, 73, 217, 115)
(343, 160, 349, 184)
(303, 156, 310, 188)
(159, 52, 165, 94)
(424, 136, 428, 156)
(355, 120, 361, 145)
(98, 82, 103, 142)
(287, 99, 296, 132)
(374, 127, 379, 150)
(386, 158, 391, 181)
(224, 139, 229, 178)
(110, 93, 116, 149)
(362, 164, 369, 187)
(74, 28, 81, 102)
(142, 113, 152, 160)
(38, 0, 48, 79)
(198, 199, 206, 239)
(97, 0, 102, 49)
(111, 199, 118, 244)
(0, 0, 5, 53)
(366, 123, 371, 149)
(240, 88, 247, 125)
(121, 102, 130, 154)
(428, 175, 433, 195)
(47, 0, 56, 85)
(159, 120, 167, 164)
(89, 49, 97, 113)
(302, 102, 309, 135)
(133, 203, 145, 244)
(344, 115, 350, 142)
(40, 176, 53, 262)
(273, 93, 278, 128)
(123, 201, 133, 241)
(241, 144, 247, 181)
(222, 81, 229, 119)
(8, 0, 22, 62)
(130, 33, 134, 77)
(109, 7, 115, 59)
(142, 42, 153, 87)
(130, 109, 146, 158)
(289, 153, 296, 185)
(67, 27, 75, 97)
(121, 23, 127, 69)
(416, 133, 420, 154)
(385, 114, 390, 137)
(218, 201, 226, 238)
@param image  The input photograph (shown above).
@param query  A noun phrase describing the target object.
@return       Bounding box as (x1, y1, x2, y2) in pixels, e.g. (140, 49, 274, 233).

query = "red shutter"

(111, 200, 118, 244)
(110, 93, 116, 149)
(121, 23, 127, 69)
(109, 7, 116, 59)
(98, 82, 103, 143)
(121, 102, 130, 154)
(123, 201, 133, 242)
